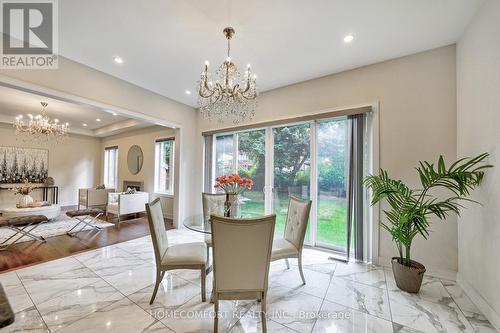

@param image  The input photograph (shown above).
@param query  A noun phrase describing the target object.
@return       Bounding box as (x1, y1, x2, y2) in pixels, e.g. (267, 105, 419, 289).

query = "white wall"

(198, 46, 458, 274)
(0, 54, 201, 227)
(0, 123, 101, 208)
(456, 0, 500, 328)
(100, 125, 175, 218)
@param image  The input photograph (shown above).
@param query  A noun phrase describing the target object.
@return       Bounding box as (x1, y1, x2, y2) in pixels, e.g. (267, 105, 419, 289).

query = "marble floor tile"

(386, 271, 453, 306)
(389, 289, 476, 333)
(101, 262, 157, 296)
(313, 299, 394, 333)
(0, 306, 49, 333)
(270, 266, 331, 299)
(56, 298, 156, 333)
(336, 266, 387, 289)
(229, 311, 298, 333)
(36, 279, 124, 332)
(0, 271, 33, 313)
(73, 247, 148, 277)
(116, 240, 155, 261)
(442, 280, 498, 333)
(264, 284, 323, 332)
(392, 322, 427, 333)
(325, 276, 391, 320)
(128, 273, 201, 312)
(159, 293, 251, 333)
(20, 265, 101, 305)
(16, 256, 85, 280)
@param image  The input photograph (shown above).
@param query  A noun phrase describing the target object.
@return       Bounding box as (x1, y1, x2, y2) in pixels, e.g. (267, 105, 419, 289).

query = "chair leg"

(201, 267, 206, 302)
(261, 292, 267, 333)
(213, 297, 219, 333)
(149, 270, 166, 304)
(285, 258, 290, 269)
(298, 254, 306, 285)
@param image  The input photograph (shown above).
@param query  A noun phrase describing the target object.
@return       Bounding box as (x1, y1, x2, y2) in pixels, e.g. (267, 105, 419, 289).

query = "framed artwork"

(0, 146, 49, 184)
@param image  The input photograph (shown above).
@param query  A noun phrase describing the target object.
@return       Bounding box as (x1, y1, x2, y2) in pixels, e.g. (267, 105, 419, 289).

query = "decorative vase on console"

(10, 180, 35, 208)
(214, 174, 253, 217)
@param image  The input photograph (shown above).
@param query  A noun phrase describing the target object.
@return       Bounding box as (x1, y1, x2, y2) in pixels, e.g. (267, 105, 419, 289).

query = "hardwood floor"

(0, 215, 173, 273)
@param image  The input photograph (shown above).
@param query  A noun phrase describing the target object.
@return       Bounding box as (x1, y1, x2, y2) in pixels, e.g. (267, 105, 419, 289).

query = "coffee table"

(1, 205, 61, 220)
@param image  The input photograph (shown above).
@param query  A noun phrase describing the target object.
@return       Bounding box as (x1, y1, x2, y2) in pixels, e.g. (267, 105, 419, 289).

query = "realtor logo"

(1, 0, 58, 69)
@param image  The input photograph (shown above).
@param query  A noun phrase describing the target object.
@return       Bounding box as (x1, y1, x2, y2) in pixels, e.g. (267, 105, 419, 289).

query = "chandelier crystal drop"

(14, 102, 69, 143)
(198, 27, 258, 124)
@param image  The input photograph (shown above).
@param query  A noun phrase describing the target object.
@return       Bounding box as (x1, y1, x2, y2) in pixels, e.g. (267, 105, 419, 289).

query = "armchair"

(106, 191, 149, 225)
(78, 188, 115, 209)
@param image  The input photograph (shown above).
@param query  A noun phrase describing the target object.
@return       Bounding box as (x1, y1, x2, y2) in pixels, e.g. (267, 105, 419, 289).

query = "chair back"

(145, 198, 168, 266)
(210, 215, 276, 293)
(202, 192, 239, 218)
(202, 192, 225, 218)
(284, 197, 312, 250)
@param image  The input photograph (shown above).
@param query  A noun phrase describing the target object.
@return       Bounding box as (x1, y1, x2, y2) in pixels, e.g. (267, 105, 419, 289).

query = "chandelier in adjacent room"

(14, 102, 69, 143)
(198, 27, 258, 124)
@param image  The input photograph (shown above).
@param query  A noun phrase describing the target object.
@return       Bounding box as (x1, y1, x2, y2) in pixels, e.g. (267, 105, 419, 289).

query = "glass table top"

(183, 214, 211, 234)
(183, 213, 262, 234)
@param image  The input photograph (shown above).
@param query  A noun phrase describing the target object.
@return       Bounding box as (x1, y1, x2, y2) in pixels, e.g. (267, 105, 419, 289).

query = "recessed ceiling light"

(82, 123, 87, 127)
(96, 118, 101, 122)
(112, 112, 117, 116)
(344, 34, 354, 43)
(185, 90, 191, 95)
(113, 56, 123, 64)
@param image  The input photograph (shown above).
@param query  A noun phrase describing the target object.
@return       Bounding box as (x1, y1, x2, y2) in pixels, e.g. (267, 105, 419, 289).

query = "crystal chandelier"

(14, 102, 69, 143)
(198, 27, 258, 124)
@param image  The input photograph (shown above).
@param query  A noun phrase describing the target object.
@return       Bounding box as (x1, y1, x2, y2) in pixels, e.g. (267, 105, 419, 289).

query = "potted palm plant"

(364, 153, 492, 293)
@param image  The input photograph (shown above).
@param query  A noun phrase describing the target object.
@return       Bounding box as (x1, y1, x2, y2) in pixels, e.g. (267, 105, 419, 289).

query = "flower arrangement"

(214, 173, 253, 194)
(9, 180, 35, 196)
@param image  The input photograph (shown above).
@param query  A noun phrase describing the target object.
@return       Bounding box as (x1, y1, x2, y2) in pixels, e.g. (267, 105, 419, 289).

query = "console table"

(0, 186, 59, 204)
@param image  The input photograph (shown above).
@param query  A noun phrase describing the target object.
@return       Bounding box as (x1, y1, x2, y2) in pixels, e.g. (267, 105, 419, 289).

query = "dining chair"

(201, 192, 239, 262)
(210, 214, 276, 333)
(146, 198, 207, 304)
(271, 196, 312, 284)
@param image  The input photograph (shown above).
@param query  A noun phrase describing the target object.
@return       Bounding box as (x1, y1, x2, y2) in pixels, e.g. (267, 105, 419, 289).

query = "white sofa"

(106, 191, 149, 225)
(78, 188, 115, 209)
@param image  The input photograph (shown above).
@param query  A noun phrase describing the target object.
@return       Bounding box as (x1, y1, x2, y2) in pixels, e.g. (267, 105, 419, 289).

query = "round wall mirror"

(127, 145, 143, 175)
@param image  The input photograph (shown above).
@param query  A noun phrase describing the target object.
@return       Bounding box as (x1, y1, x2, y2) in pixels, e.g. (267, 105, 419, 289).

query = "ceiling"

(56, 0, 485, 107)
(0, 85, 153, 137)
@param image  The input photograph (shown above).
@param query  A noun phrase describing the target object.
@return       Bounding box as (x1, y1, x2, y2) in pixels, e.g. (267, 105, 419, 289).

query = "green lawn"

(240, 191, 347, 247)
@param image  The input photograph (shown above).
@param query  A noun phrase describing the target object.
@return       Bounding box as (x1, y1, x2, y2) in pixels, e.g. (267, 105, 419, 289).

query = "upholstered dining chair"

(201, 192, 239, 262)
(271, 196, 312, 285)
(146, 198, 207, 304)
(210, 215, 276, 333)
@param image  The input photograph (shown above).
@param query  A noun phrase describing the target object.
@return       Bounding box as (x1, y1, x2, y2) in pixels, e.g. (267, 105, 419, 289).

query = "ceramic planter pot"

(18, 194, 34, 208)
(391, 257, 426, 293)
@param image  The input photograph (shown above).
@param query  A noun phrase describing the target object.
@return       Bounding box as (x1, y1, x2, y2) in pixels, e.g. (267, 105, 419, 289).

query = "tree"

(272, 124, 310, 193)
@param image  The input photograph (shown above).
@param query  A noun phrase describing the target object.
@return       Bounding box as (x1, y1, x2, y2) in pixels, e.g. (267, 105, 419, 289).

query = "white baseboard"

(376, 256, 458, 281)
(456, 273, 500, 332)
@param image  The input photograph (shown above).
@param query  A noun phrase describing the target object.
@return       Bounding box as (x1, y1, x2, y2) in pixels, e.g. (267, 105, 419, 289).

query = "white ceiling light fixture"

(344, 34, 354, 43)
(185, 90, 191, 95)
(113, 56, 124, 64)
(96, 118, 101, 122)
(82, 123, 88, 127)
(14, 102, 69, 144)
(198, 27, 258, 124)
(112, 112, 117, 116)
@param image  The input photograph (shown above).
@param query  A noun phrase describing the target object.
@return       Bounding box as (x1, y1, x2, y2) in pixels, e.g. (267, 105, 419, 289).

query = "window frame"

(103, 146, 118, 190)
(154, 137, 175, 195)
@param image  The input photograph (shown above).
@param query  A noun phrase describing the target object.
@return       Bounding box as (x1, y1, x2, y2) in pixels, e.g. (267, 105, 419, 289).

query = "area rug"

(0, 215, 115, 245)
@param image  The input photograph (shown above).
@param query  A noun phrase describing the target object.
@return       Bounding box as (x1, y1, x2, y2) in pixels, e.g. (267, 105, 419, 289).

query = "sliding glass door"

(237, 130, 266, 217)
(316, 119, 349, 250)
(272, 123, 311, 237)
(210, 115, 364, 254)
